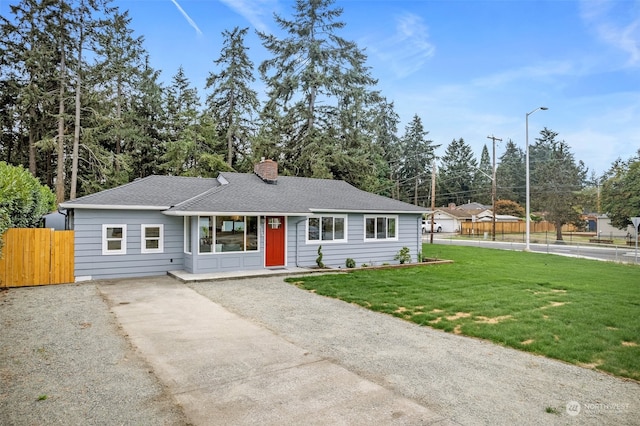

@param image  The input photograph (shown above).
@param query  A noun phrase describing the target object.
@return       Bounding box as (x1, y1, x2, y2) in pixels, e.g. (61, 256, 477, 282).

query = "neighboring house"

(456, 202, 490, 211)
(432, 208, 485, 233)
(60, 160, 426, 281)
(476, 211, 520, 222)
(596, 214, 638, 239)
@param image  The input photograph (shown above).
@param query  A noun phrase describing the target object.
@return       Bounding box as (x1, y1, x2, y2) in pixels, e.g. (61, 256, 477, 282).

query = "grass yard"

(287, 245, 640, 381)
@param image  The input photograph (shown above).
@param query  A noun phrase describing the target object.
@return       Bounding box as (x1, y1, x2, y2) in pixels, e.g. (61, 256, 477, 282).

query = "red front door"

(265, 216, 285, 267)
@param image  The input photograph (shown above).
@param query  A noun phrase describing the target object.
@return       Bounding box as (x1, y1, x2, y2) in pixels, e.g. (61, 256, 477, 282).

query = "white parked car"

(422, 220, 442, 233)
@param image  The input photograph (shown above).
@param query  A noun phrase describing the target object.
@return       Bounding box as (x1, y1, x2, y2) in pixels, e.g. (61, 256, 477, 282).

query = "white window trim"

(214, 216, 260, 254)
(102, 224, 127, 255)
(364, 215, 399, 241)
(306, 214, 348, 244)
(197, 215, 260, 254)
(141, 224, 164, 254)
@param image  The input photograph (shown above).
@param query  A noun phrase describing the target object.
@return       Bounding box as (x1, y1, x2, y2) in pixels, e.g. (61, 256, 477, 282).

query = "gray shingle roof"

(60, 175, 219, 209)
(61, 173, 426, 215)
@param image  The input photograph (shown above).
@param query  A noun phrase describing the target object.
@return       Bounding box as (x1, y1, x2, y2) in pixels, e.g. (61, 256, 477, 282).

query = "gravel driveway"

(2, 276, 639, 425)
(188, 276, 640, 425)
(0, 283, 188, 426)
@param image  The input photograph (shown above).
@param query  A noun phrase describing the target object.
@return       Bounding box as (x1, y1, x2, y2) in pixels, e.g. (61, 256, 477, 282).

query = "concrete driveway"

(98, 277, 449, 425)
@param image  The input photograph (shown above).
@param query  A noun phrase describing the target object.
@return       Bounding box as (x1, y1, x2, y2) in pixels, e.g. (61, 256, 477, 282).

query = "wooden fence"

(460, 221, 579, 235)
(0, 228, 74, 288)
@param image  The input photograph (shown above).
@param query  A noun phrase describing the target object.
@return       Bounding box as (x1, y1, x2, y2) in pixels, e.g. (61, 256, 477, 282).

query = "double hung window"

(102, 224, 127, 255)
(141, 224, 163, 253)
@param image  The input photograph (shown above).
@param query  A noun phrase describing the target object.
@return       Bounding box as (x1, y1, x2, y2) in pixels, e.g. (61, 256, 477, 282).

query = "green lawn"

(287, 245, 640, 381)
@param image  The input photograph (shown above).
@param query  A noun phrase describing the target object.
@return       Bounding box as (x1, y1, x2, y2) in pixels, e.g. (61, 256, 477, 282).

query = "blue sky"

(4, 0, 638, 175)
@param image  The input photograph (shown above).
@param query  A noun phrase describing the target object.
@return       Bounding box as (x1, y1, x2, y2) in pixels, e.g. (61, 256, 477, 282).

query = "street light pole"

(525, 106, 548, 251)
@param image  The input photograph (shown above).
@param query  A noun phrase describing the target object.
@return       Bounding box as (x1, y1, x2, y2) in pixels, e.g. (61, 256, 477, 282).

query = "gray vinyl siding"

(73, 209, 184, 280)
(287, 214, 422, 269)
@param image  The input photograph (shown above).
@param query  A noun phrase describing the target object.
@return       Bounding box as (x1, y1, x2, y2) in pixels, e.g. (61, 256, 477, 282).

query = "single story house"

(432, 208, 486, 233)
(60, 160, 427, 281)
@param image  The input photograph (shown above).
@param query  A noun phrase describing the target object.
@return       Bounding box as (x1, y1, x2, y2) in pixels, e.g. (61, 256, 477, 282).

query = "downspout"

(418, 215, 422, 262)
(58, 207, 69, 230)
(295, 218, 306, 267)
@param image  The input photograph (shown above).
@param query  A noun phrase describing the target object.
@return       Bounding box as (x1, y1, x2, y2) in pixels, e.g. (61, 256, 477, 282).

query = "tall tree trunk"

(28, 107, 37, 176)
(115, 78, 122, 173)
(227, 93, 235, 166)
(70, 27, 83, 200)
(556, 221, 563, 241)
(56, 45, 66, 204)
(307, 86, 316, 131)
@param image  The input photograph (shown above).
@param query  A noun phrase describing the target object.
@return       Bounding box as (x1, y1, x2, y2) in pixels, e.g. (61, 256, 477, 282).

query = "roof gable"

(60, 175, 219, 209)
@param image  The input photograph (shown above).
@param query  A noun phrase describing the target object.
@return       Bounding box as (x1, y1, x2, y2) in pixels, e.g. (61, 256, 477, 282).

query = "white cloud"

(580, 0, 640, 66)
(472, 61, 574, 89)
(367, 12, 436, 79)
(218, 0, 276, 33)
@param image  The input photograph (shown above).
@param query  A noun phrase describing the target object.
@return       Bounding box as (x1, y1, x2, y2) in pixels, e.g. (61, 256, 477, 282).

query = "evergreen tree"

(530, 128, 586, 240)
(257, 0, 379, 183)
(496, 139, 525, 204)
(127, 56, 166, 179)
(69, 0, 111, 199)
(93, 9, 145, 180)
(474, 144, 492, 205)
(0, 0, 60, 178)
(397, 115, 438, 205)
(162, 67, 228, 177)
(162, 67, 202, 175)
(205, 27, 259, 168)
(437, 138, 477, 206)
(370, 99, 401, 198)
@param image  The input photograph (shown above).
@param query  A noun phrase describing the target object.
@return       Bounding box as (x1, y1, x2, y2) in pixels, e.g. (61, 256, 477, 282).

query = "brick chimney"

(254, 158, 278, 184)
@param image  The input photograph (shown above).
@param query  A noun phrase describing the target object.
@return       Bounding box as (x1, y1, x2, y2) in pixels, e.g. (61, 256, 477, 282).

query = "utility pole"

(430, 161, 436, 244)
(487, 135, 502, 241)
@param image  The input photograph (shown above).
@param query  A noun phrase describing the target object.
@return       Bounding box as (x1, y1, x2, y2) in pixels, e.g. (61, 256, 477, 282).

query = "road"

(424, 234, 640, 265)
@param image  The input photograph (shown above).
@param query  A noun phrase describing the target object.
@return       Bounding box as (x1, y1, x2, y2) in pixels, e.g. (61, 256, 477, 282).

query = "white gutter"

(58, 203, 169, 210)
(162, 210, 312, 217)
(308, 208, 428, 214)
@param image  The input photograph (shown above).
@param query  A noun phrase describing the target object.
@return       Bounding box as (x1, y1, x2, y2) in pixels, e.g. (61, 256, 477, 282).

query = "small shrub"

(316, 245, 325, 268)
(394, 246, 411, 264)
(345, 258, 356, 268)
